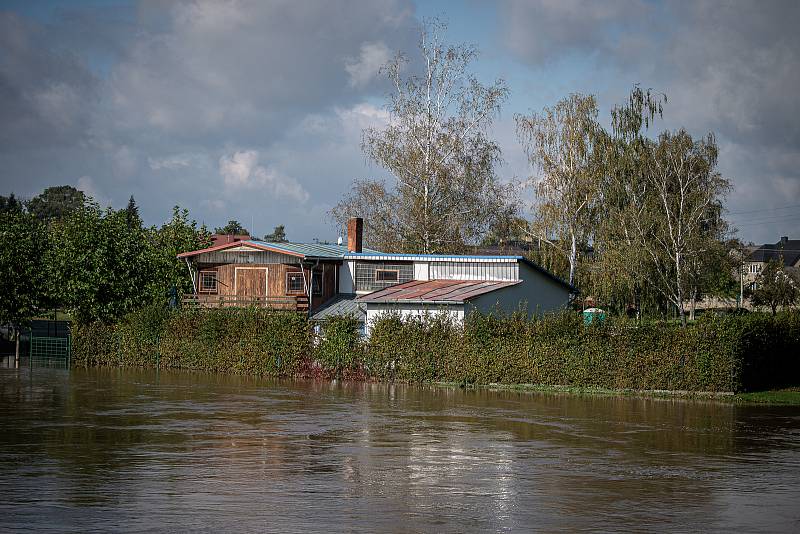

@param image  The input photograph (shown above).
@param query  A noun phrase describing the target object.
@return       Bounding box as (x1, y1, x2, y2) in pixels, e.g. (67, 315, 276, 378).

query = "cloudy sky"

(1, 0, 798, 244)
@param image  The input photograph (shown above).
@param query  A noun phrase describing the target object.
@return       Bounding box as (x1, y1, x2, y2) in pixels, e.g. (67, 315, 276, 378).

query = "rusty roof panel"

(357, 279, 521, 303)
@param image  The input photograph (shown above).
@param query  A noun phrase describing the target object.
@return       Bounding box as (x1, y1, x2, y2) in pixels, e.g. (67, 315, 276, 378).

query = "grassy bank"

(732, 388, 800, 405)
(435, 382, 800, 405)
(72, 306, 800, 394)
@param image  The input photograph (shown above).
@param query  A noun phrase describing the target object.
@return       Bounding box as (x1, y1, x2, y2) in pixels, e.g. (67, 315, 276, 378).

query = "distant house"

(744, 236, 800, 290)
(177, 218, 574, 331)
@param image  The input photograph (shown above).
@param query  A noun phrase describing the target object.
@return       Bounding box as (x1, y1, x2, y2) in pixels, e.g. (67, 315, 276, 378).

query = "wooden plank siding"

(194, 260, 339, 312)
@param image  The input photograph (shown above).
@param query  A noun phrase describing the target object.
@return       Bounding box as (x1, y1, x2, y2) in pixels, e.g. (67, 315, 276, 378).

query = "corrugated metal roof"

(357, 279, 521, 304)
(310, 294, 365, 321)
(249, 241, 381, 258)
(344, 252, 523, 261)
(178, 240, 383, 260)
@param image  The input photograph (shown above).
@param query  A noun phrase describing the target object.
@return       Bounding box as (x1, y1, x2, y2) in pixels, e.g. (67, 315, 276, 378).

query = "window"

(286, 272, 304, 294)
(375, 269, 399, 283)
(354, 262, 413, 291)
(199, 271, 217, 293)
(287, 271, 323, 295)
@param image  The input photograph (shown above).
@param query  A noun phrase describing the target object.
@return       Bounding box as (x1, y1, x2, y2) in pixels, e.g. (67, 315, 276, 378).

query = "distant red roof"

(357, 279, 520, 304)
(210, 233, 251, 246)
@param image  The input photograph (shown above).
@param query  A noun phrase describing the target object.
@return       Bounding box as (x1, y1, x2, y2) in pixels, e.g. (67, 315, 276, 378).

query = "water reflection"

(1, 368, 799, 532)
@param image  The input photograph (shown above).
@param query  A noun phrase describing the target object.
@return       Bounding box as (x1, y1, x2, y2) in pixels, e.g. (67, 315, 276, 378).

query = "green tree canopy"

(0, 211, 50, 327)
(27, 185, 86, 222)
(750, 258, 799, 315)
(214, 220, 249, 235)
(264, 225, 287, 242)
(125, 195, 141, 229)
(0, 193, 23, 214)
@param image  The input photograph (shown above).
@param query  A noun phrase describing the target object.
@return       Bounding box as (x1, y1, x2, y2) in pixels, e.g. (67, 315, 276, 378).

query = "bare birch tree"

(331, 20, 511, 253)
(515, 93, 601, 288)
(638, 130, 730, 325)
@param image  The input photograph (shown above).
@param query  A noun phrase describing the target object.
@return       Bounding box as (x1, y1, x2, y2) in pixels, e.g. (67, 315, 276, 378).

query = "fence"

(29, 335, 71, 368)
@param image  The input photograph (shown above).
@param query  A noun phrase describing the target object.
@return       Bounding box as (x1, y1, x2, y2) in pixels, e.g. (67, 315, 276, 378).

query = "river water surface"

(1, 367, 799, 532)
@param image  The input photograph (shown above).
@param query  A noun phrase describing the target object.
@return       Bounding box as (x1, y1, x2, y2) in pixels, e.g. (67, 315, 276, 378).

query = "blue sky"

(1, 0, 798, 244)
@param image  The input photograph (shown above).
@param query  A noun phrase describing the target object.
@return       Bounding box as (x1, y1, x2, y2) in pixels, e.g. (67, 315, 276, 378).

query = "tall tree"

(515, 93, 601, 288)
(149, 206, 212, 300)
(637, 130, 730, 325)
(125, 195, 141, 229)
(48, 204, 153, 323)
(331, 19, 512, 253)
(0, 211, 50, 360)
(593, 87, 667, 317)
(27, 185, 86, 222)
(214, 220, 248, 235)
(264, 225, 287, 242)
(0, 193, 23, 214)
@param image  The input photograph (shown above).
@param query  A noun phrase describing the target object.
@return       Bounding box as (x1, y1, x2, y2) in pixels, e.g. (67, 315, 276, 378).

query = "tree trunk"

(676, 252, 686, 327)
(689, 288, 697, 321)
(569, 232, 577, 287)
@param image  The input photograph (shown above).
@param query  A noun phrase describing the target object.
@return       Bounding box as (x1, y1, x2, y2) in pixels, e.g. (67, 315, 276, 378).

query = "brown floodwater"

(1, 367, 799, 533)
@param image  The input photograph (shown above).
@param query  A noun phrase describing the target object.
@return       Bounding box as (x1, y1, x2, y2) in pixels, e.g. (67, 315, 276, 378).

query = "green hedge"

(72, 306, 800, 392)
(73, 306, 310, 375)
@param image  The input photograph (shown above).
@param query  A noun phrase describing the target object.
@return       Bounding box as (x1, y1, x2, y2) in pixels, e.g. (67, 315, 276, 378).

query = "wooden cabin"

(177, 219, 369, 313)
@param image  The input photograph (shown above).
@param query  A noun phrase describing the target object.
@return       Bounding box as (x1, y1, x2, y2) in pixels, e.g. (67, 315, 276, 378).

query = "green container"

(582, 308, 606, 325)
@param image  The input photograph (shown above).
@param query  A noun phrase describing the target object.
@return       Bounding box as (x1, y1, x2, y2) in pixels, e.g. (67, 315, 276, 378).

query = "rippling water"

(1, 367, 799, 532)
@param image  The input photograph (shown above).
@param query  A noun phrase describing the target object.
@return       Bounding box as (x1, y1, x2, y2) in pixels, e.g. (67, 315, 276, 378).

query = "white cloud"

(76, 175, 110, 206)
(219, 150, 309, 203)
(345, 41, 392, 88)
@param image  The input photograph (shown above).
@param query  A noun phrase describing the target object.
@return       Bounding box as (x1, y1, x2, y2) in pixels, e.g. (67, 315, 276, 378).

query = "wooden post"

(14, 326, 20, 369)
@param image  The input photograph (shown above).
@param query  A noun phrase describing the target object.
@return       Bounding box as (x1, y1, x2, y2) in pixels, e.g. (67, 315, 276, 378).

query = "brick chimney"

(347, 217, 363, 253)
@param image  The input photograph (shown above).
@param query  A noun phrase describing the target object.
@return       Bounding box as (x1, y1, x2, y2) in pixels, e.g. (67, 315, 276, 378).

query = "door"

(234, 267, 268, 300)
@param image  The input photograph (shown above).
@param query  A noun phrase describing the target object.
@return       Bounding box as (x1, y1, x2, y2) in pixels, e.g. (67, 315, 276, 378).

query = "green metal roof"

(310, 294, 365, 322)
(248, 240, 382, 259)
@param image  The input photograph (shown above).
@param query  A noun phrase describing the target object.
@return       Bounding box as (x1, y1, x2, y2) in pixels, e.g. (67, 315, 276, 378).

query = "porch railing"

(181, 294, 309, 312)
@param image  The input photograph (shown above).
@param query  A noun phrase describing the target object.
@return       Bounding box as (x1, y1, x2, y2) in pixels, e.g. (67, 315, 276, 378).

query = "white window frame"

(199, 270, 218, 293)
(375, 268, 400, 283)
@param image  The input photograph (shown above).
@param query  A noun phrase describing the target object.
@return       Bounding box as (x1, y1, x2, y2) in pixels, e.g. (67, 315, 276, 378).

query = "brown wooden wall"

(195, 260, 339, 311)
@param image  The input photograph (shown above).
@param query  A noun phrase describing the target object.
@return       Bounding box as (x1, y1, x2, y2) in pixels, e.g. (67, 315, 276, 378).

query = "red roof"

(357, 279, 520, 304)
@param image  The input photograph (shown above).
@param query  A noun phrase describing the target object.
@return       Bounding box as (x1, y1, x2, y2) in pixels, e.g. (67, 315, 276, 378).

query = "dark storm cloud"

(0, 12, 98, 151)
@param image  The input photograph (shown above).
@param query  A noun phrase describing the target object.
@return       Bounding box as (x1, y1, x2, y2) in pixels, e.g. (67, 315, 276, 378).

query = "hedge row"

(72, 307, 800, 392)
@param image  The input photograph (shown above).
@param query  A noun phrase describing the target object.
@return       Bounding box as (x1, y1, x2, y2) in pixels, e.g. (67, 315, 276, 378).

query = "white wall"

(413, 261, 430, 281)
(428, 260, 518, 281)
(364, 303, 464, 334)
(338, 260, 355, 293)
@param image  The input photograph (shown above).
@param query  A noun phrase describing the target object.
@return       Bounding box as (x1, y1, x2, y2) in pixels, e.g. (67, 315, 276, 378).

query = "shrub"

(313, 315, 363, 377)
